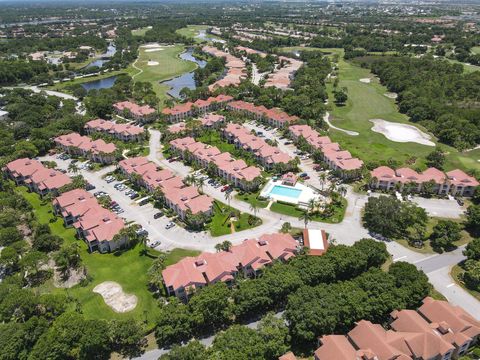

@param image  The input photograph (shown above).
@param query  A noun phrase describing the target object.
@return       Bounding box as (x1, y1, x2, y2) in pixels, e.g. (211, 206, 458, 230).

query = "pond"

(163, 48, 207, 99)
(85, 59, 107, 69)
(196, 29, 225, 44)
(81, 76, 117, 91)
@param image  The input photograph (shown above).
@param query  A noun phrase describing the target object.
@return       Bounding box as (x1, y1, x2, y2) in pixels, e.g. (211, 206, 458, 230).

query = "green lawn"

(176, 25, 221, 43)
(323, 49, 480, 172)
(18, 187, 199, 330)
(235, 191, 269, 208)
(471, 46, 480, 55)
(131, 44, 198, 107)
(132, 27, 151, 37)
(270, 198, 347, 224)
(207, 200, 262, 237)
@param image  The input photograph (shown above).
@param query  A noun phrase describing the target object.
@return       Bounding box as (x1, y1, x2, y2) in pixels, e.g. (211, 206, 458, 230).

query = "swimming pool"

(269, 185, 302, 199)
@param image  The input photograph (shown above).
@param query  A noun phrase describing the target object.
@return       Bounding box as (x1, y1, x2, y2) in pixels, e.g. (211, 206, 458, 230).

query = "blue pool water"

(269, 185, 302, 199)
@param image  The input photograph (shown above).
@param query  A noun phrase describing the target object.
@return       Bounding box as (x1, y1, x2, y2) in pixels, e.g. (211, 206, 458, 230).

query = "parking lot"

(40, 155, 209, 251)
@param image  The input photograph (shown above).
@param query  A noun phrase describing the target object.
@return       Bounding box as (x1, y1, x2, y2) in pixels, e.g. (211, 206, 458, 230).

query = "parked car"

(149, 240, 161, 248)
(226, 187, 233, 194)
(221, 185, 229, 192)
(153, 211, 164, 219)
(299, 173, 308, 177)
(457, 198, 464, 206)
(303, 176, 310, 180)
(165, 222, 175, 229)
(136, 227, 148, 236)
(85, 183, 95, 191)
(130, 193, 139, 199)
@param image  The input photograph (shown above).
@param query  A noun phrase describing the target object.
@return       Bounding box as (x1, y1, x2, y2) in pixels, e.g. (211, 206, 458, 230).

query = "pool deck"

(260, 179, 320, 206)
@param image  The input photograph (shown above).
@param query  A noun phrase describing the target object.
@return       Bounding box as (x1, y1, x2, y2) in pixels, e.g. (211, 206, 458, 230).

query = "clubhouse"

(223, 123, 293, 170)
(161, 95, 233, 123)
(370, 166, 479, 197)
(162, 233, 299, 300)
(113, 101, 156, 123)
(84, 119, 145, 142)
(53, 188, 126, 253)
(118, 157, 214, 222)
(54, 132, 117, 164)
(289, 124, 363, 178)
(169, 137, 262, 191)
(310, 297, 480, 360)
(226, 100, 299, 128)
(4, 158, 71, 197)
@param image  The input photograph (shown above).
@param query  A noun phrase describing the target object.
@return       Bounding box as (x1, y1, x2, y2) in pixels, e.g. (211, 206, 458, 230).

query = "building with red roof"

(311, 297, 480, 360)
(54, 132, 118, 164)
(4, 158, 72, 197)
(84, 119, 145, 142)
(53, 189, 126, 253)
(161, 95, 233, 123)
(223, 123, 293, 170)
(265, 56, 303, 90)
(370, 166, 479, 197)
(167, 113, 226, 135)
(162, 233, 299, 300)
(169, 137, 262, 191)
(118, 157, 214, 222)
(113, 101, 156, 123)
(202, 46, 247, 91)
(289, 124, 363, 179)
(227, 100, 299, 128)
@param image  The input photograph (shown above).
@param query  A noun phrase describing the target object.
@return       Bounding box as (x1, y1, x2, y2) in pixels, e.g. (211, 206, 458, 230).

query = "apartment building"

(370, 166, 479, 197)
(113, 101, 156, 123)
(84, 119, 145, 142)
(54, 132, 117, 164)
(161, 95, 233, 123)
(4, 158, 71, 197)
(163, 233, 299, 300)
(227, 100, 299, 128)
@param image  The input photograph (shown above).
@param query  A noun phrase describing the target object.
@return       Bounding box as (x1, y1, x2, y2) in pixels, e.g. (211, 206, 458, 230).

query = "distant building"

(312, 297, 480, 360)
(302, 229, 328, 256)
(84, 119, 145, 142)
(113, 101, 157, 123)
(54, 132, 117, 164)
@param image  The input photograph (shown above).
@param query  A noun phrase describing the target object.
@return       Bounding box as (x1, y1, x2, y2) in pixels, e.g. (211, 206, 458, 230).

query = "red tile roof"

(113, 101, 155, 117)
(85, 119, 144, 137)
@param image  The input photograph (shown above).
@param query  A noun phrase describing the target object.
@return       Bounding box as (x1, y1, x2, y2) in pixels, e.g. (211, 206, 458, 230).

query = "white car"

(165, 222, 175, 229)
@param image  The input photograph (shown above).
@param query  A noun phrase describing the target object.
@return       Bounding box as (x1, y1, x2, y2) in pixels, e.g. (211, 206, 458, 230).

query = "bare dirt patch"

(54, 266, 86, 288)
(359, 78, 371, 83)
(93, 281, 137, 313)
(147, 61, 159, 66)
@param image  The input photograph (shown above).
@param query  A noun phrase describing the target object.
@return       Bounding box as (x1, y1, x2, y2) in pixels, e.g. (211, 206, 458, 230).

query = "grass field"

(207, 200, 262, 237)
(18, 187, 199, 330)
(451, 265, 480, 302)
(269, 198, 347, 224)
(131, 27, 151, 37)
(176, 25, 221, 43)
(472, 46, 480, 55)
(48, 70, 128, 91)
(322, 48, 480, 172)
(131, 44, 198, 107)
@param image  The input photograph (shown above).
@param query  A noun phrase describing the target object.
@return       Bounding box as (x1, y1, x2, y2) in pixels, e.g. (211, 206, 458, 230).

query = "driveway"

(411, 197, 464, 218)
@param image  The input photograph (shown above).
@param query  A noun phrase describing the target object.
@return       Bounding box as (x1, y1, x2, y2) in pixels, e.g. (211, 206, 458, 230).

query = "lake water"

(85, 59, 107, 69)
(196, 30, 225, 44)
(163, 48, 207, 99)
(81, 76, 117, 91)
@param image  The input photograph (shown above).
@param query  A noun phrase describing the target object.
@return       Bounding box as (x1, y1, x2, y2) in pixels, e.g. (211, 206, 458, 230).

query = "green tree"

(389, 262, 432, 308)
(464, 238, 480, 261)
(189, 282, 232, 332)
(155, 299, 192, 347)
(109, 319, 146, 358)
(430, 220, 461, 251)
(466, 205, 480, 236)
(280, 222, 292, 234)
(353, 238, 389, 268)
(211, 325, 266, 360)
(159, 340, 208, 360)
(425, 148, 445, 169)
(463, 260, 480, 291)
(257, 313, 290, 360)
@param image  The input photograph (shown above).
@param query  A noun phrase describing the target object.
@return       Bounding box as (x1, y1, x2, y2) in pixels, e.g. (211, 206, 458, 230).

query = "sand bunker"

(145, 48, 164, 53)
(93, 281, 137, 313)
(384, 92, 398, 99)
(147, 61, 159, 66)
(359, 78, 371, 83)
(370, 119, 435, 146)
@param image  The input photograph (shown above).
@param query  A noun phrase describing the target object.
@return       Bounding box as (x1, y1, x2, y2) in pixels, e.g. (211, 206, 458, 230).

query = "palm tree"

(319, 173, 327, 191)
(307, 198, 316, 214)
(224, 191, 232, 208)
(196, 177, 205, 193)
(249, 202, 258, 218)
(185, 174, 196, 186)
(68, 162, 79, 174)
(328, 182, 337, 194)
(299, 210, 313, 229)
(338, 185, 347, 197)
